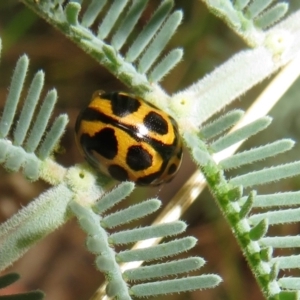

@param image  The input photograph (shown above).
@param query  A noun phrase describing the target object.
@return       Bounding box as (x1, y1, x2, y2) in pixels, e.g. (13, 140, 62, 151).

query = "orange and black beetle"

(75, 91, 182, 186)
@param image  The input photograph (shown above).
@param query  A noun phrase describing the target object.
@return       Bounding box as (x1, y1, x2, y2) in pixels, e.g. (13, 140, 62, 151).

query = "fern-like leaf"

(201, 0, 288, 46)
(183, 108, 300, 298)
(0, 48, 68, 181)
(23, 0, 183, 94)
(70, 182, 221, 299)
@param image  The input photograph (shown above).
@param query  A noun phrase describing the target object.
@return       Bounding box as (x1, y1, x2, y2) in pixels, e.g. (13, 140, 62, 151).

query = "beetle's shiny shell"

(75, 91, 182, 186)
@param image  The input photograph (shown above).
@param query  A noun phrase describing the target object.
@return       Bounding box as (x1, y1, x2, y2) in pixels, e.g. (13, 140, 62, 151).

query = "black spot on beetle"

(144, 111, 168, 135)
(81, 128, 118, 159)
(126, 145, 152, 171)
(108, 164, 129, 181)
(104, 92, 141, 117)
(168, 163, 178, 175)
(78, 107, 116, 127)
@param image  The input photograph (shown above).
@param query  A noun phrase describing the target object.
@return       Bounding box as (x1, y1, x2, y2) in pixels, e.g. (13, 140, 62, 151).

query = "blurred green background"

(1, 1, 300, 300)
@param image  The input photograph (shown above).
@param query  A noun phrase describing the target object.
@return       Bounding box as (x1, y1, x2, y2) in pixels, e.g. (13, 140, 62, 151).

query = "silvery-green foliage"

(2, 0, 300, 299)
(23, 0, 183, 95)
(70, 182, 221, 299)
(182, 108, 300, 298)
(0, 52, 68, 181)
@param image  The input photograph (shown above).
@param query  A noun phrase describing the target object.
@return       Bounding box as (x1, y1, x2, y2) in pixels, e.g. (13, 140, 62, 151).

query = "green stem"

(196, 146, 277, 299)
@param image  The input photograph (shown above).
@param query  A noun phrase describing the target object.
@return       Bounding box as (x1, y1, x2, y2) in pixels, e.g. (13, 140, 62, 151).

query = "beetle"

(75, 91, 182, 186)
